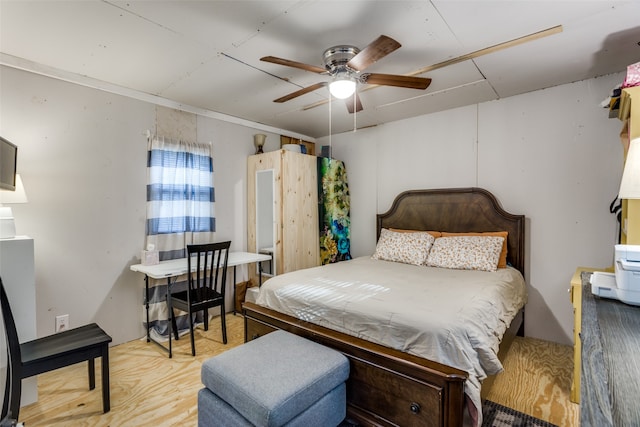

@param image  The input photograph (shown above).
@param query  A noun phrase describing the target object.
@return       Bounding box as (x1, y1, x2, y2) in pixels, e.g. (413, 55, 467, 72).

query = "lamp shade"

(253, 134, 266, 154)
(619, 138, 640, 199)
(253, 134, 266, 147)
(0, 174, 27, 238)
(0, 174, 28, 204)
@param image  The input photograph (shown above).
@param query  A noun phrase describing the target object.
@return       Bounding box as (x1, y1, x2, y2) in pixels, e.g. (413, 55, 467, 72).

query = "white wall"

(1, 66, 152, 344)
(0, 66, 281, 345)
(323, 73, 624, 345)
(1, 62, 625, 347)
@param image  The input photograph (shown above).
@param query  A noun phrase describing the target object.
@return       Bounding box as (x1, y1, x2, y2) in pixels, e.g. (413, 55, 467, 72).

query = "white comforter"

(255, 256, 527, 426)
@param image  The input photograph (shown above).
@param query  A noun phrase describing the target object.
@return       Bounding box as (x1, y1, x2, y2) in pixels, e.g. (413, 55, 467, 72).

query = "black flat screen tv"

(0, 137, 17, 191)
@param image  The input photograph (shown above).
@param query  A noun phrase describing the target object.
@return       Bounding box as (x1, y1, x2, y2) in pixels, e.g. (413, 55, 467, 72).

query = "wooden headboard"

(377, 187, 525, 276)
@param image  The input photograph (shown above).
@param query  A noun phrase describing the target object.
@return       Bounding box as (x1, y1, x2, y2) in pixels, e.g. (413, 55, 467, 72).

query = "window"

(146, 136, 215, 260)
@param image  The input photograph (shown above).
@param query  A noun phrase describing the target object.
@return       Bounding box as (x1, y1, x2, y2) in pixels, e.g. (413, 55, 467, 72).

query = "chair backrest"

(0, 277, 22, 425)
(186, 241, 231, 299)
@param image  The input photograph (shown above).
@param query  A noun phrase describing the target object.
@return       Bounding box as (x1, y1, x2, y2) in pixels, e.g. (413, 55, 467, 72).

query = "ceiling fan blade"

(409, 25, 563, 76)
(362, 73, 431, 90)
(261, 56, 327, 74)
(345, 93, 363, 114)
(347, 35, 401, 71)
(273, 82, 327, 103)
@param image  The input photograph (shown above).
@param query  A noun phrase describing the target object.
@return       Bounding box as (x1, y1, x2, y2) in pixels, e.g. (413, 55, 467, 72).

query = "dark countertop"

(581, 272, 640, 427)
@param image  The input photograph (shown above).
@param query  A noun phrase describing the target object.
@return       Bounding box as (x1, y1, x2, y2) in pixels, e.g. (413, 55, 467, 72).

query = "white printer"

(591, 244, 640, 306)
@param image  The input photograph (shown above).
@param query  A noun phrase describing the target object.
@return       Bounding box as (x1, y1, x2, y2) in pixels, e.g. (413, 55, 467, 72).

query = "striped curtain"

(144, 135, 216, 338)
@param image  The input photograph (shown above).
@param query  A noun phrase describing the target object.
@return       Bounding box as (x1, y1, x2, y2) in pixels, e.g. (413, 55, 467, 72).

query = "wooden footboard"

(243, 302, 468, 427)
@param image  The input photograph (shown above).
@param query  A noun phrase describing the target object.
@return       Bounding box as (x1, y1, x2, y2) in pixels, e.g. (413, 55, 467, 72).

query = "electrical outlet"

(55, 314, 69, 333)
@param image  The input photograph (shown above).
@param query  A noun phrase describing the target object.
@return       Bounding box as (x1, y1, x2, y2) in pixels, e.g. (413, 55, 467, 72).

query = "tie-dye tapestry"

(318, 157, 352, 264)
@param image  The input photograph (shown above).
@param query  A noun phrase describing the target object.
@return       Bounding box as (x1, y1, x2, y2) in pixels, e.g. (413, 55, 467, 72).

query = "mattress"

(255, 256, 527, 422)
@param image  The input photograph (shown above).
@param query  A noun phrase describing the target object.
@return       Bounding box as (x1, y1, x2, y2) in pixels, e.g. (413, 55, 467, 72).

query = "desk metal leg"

(166, 276, 173, 358)
(144, 275, 174, 358)
(233, 266, 237, 315)
(145, 276, 150, 343)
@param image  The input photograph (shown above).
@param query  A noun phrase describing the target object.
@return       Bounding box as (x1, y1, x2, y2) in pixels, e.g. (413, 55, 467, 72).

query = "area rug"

(482, 400, 558, 427)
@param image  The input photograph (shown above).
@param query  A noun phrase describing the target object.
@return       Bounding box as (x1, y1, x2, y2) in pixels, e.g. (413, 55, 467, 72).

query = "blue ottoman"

(198, 330, 349, 427)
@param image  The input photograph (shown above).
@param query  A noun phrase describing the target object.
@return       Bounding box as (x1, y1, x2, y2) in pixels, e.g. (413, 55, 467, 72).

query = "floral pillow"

(441, 231, 508, 268)
(426, 236, 504, 272)
(372, 228, 435, 266)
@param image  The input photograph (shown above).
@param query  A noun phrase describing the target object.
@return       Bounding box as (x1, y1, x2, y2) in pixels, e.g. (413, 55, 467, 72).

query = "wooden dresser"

(580, 271, 640, 426)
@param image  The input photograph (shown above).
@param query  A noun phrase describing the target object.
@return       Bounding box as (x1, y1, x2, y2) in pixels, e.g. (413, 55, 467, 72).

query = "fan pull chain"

(353, 93, 357, 132)
(329, 94, 332, 156)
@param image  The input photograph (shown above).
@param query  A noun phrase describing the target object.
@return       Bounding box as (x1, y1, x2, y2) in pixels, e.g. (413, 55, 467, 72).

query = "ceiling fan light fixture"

(329, 78, 356, 99)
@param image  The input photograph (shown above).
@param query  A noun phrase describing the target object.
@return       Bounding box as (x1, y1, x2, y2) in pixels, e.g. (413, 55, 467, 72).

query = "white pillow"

(426, 236, 504, 272)
(372, 228, 435, 266)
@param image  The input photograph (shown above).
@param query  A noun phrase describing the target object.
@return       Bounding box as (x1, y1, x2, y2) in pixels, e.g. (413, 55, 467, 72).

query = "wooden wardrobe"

(247, 149, 319, 286)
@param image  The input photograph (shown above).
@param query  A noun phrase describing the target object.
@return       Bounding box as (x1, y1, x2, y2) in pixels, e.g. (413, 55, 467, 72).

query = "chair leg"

(204, 308, 209, 331)
(188, 309, 196, 357)
(8, 364, 21, 423)
(101, 345, 111, 413)
(88, 358, 96, 390)
(220, 303, 227, 344)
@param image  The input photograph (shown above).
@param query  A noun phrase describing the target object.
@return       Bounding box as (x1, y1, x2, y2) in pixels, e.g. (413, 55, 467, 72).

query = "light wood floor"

(19, 314, 579, 426)
(484, 336, 579, 427)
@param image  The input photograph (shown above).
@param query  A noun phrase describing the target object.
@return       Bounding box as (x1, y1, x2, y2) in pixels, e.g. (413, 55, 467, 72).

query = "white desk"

(130, 251, 271, 357)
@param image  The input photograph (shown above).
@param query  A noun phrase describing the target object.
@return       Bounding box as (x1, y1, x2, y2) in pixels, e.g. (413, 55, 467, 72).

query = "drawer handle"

(410, 402, 421, 414)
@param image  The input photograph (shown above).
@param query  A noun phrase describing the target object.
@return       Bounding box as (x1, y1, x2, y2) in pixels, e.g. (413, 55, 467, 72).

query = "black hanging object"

(610, 196, 622, 243)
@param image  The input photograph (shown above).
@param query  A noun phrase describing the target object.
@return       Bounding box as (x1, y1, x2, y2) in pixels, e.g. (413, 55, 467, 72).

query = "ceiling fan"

(261, 35, 432, 114)
(262, 26, 563, 114)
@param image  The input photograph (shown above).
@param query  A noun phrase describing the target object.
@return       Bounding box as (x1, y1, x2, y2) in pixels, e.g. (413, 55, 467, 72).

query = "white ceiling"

(1, 1, 639, 139)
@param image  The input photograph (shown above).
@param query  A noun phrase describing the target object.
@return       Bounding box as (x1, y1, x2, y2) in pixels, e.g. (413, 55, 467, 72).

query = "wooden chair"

(0, 277, 112, 422)
(170, 241, 231, 356)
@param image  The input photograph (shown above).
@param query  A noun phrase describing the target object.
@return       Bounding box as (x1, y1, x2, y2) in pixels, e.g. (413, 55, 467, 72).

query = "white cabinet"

(0, 236, 37, 406)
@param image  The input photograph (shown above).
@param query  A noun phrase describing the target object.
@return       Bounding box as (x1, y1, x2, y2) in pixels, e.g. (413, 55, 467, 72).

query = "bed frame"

(243, 187, 525, 427)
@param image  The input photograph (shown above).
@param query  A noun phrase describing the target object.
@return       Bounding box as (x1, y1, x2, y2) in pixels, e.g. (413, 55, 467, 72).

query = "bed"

(243, 187, 526, 427)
